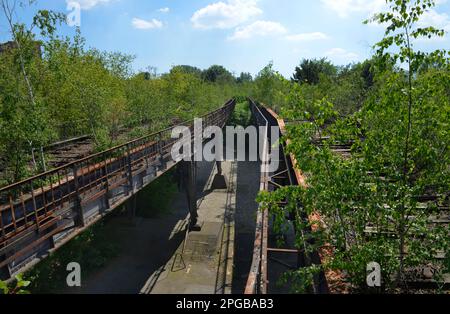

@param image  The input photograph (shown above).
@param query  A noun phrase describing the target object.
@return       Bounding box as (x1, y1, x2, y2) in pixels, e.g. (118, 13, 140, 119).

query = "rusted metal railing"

(0, 99, 236, 279)
(245, 100, 270, 294)
(245, 103, 330, 294)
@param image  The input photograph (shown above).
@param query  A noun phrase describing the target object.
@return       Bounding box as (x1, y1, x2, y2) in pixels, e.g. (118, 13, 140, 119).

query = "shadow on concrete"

(231, 161, 260, 294)
(63, 161, 215, 294)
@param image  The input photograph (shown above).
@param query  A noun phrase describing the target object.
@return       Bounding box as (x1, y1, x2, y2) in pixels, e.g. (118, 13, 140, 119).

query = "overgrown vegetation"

(15, 167, 178, 293)
(0, 0, 448, 295)
(23, 217, 121, 294)
(135, 170, 178, 218)
(229, 100, 252, 127)
(258, 0, 450, 293)
(0, 274, 30, 294)
(0, 0, 245, 186)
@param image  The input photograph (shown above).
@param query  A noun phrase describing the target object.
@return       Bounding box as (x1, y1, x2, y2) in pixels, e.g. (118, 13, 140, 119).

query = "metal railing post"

(126, 144, 134, 195)
(102, 157, 111, 211)
(126, 144, 137, 219)
(72, 164, 85, 227)
(158, 133, 166, 171)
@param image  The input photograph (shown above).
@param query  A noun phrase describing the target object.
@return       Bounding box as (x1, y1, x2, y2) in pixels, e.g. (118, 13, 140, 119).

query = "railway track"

(44, 124, 161, 169)
(46, 136, 94, 168)
(0, 122, 173, 183)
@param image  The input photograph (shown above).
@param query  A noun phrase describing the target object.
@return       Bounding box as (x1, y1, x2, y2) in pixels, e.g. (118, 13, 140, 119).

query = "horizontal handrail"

(0, 99, 236, 271)
(0, 99, 235, 193)
(245, 99, 270, 294)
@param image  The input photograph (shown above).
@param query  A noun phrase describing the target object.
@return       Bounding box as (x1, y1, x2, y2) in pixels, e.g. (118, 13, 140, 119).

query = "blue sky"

(1, 0, 449, 77)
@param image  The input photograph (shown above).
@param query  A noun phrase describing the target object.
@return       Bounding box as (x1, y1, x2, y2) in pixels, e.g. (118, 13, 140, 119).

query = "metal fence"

(244, 100, 270, 294)
(0, 99, 236, 279)
(244, 103, 330, 294)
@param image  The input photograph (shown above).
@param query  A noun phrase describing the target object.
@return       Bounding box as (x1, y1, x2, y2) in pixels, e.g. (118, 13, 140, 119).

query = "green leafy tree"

(252, 62, 287, 109)
(0, 0, 64, 182)
(202, 65, 235, 83)
(170, 65, 203, 77)
(366, 0, 449, 284)
(292, 58, 337, 85)
(0, 274, 30, 294)
(261, 0, 449, 293)
(237, 72, 253, 84)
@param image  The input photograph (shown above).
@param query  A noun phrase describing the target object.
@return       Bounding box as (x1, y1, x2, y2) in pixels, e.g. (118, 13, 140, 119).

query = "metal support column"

(216, 161, 222, 176)
(72, 165, 85, 227)
(182, 160, 198, 229)
(0, 255, 11, 280)
(211, 161, 227, 190)
(158, 134, 166, 171)
(126, 144, 136, 219)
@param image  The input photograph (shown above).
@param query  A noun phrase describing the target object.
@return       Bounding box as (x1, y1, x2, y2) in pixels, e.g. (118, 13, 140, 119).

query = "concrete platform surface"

(142, 161, 237, 294)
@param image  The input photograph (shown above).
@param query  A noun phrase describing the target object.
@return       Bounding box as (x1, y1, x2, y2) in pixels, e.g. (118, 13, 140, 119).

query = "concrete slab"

(142, 160, 237, 294)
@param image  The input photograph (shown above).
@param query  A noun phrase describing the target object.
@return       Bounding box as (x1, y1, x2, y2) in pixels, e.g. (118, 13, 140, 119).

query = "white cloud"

(67, 0, 113, 10)
(132, 18, 163, 30)
(325, 48, 359, 62)
(158, 7, 170, 13)
(191, 0, 262, 29)
(228, 20, 287, 40)
(321, 0, 385, 18)
(418, 9, 450, 31)
(285, 32, 329, 41)
(413, 9, 450, 42)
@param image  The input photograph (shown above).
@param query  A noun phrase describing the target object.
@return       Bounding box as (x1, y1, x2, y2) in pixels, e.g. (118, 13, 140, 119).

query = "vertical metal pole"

(184, 160, 198, 228)
(158, 133, 166, 171)
(72, 165, 85, 227)
(30, 181, 40, 231)
(8, 195, 17, 233)
(1, 198, 6, 239)
(20, 191, 27, 225)
(126, 144, 136, 219)
(216, 161, 222, 176)
(0, 259, 11, 280)
(103, 159, 111, 211)
(261, 208, 268, 294)
(126, 144, 134, 195)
